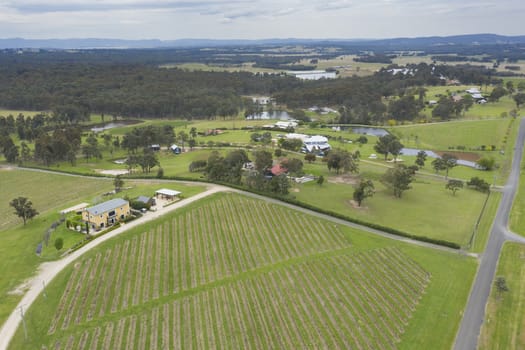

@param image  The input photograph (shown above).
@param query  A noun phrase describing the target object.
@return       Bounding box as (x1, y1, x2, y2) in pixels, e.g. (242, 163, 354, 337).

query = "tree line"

(0, 56, 505, 125)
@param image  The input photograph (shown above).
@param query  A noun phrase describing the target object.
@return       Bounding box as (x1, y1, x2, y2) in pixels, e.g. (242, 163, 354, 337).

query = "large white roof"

(155, 188, 182, 196)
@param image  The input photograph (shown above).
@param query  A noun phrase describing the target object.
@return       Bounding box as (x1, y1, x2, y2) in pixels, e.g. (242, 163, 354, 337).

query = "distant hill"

(1, 34, 524, 50)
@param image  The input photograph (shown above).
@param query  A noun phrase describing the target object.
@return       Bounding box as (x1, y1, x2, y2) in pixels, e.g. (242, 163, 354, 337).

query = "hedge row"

(20, 165, 461, 250)
(159, 175, 462, 250)
(68, 222, 122, 253)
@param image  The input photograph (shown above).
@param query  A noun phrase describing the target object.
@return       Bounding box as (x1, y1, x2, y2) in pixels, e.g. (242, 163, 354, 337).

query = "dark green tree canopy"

(374, 134, 404, 161)
(10, 197, 39, 225)
(446, 179, 464, 196)
(381, 164, 415, 198)
(353, 179, 375, 206)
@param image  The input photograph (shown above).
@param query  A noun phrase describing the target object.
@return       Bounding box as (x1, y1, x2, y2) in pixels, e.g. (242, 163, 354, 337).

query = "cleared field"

(297, 162, 488, 246)
(0, 168, 114, 231)
(9, 193, 476, 350)
(478, 242, 525, 350)
(391, 118, 513, 151)
(0, 109, 43, 117)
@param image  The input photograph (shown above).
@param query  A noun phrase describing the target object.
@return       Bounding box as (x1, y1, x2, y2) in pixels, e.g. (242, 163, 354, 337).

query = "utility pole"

(19, 306, 27, 340)
(42, 280, 47, 299)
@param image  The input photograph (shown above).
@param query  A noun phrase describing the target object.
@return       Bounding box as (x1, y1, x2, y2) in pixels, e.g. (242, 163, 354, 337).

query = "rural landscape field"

(8, 193, 476, 350)
(1, 25, 525, 350)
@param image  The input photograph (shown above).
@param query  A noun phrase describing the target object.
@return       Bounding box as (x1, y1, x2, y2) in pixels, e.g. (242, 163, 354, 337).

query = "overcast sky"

(0, 0, 523, 40)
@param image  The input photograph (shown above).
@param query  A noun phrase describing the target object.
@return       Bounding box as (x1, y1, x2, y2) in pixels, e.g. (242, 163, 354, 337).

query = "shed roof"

(86, 198, 128, 215)
(155, 188, 182, 197)
(136, 196, 151, 204)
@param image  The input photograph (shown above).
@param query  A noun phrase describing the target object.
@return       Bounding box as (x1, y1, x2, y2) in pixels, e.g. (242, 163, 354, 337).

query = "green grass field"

(0, 168, 115, 231)
(510, 151, 525, 236)
(8, 192, 476, 350)
(294, 163, 488, 246)
(391, 118, 513, 151)
(0, 109, 43, 118)
(478, 242, 525, 350)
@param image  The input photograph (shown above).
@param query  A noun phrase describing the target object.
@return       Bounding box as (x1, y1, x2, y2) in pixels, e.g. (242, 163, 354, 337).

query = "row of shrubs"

(447, 145, 497, 151)
(69, 222, 122, 253)
(22, 166, 462, 250)
(158, 175, 462, 250)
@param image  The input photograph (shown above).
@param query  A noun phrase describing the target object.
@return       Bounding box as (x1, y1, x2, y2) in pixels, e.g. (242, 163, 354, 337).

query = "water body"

(91, 122, 128, 132)
(352, 127, 390, 137)
(245, 111, 291, 120)
(401, 148, 479, 168)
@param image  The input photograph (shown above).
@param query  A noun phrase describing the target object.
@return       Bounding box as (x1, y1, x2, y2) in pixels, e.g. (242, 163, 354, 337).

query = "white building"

(288, 70, 337, 80)
(466, 87, 481, 95)
(251, 96, 272, 105)
(275, 121, 298, 129)
(286, 133, 331, 153)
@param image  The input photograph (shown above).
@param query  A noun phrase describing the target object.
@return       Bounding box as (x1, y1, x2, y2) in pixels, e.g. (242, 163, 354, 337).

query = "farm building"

(288, 70, 337, 80)
(465, 87, 481, 94)
(82, 198, 130, 230)
(155, 188, 182, 201)
(251, 96, 272, 105)
(274, 121, 298, 129)
(286, 133, 331, 154)
(136, 195, 155, 207)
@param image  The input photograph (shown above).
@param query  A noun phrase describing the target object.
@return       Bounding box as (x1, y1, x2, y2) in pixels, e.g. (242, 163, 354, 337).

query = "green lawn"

(510, 153, 525, 236)
(391, 118, 513, 151)
(478, 242, 525, 350)
(0, 109, 43, 118)
(0, 168, 114, 231)
(8, 192, 476, 350)
(296, 161, 488, 246)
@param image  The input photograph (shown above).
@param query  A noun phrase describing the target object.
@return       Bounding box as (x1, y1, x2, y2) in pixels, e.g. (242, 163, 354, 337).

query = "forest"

(0, 47, 502, 123)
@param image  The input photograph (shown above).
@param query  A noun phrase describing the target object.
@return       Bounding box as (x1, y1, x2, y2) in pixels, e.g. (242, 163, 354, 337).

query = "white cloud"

(0, 0, 523, 39)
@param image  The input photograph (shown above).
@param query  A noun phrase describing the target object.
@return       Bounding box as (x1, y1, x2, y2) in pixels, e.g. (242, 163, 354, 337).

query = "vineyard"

(18, 193, 433, 349)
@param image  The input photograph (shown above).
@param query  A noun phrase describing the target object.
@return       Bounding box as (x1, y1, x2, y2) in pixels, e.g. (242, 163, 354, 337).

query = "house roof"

(86, 198, 128, 215)
(136, 196, 151, 204)
(271, 164, 287, 176)
(155, 188, 182, 196)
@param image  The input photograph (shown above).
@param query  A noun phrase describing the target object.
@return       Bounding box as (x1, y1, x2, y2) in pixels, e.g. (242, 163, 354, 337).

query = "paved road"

(453, 117, 525, 350)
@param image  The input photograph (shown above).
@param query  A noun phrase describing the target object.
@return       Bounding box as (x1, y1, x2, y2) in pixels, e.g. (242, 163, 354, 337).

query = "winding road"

(453, 117, 525, 350)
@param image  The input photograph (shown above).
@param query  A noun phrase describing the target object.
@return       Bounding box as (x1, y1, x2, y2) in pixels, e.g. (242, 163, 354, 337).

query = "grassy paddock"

(295, 162, 488, 246)
(510, 154, 525, 236)
(391, 118, 512, 151)
(0, 168, 114, 231)
(0, 109, 43, 117)
(478, 242, 525, 350)
(8, 192, 476, 350)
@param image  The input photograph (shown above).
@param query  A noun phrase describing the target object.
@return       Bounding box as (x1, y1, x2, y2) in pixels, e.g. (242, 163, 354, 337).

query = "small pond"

(351, 127, 390, 137)
(90, 120, 141, 133)
(91, 122, 128, 132)
(401, 148, 479, 168)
